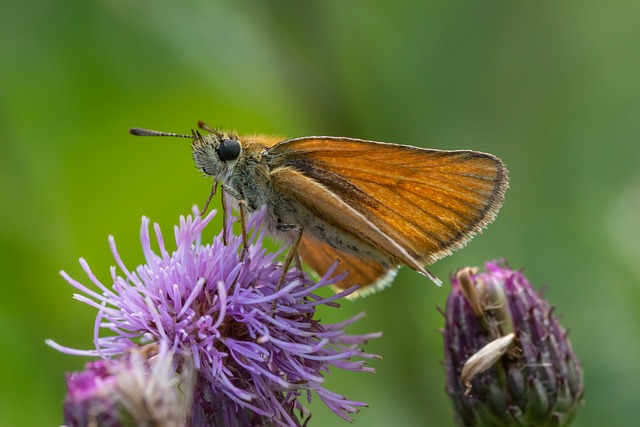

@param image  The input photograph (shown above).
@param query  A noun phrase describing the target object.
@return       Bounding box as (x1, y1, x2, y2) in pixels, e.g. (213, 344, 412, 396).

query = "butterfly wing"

(297, 232, 398, 296)
(266, 136, 508, 290)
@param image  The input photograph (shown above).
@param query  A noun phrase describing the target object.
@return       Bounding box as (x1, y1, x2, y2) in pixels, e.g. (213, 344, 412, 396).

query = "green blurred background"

(1, 1, 639, 426)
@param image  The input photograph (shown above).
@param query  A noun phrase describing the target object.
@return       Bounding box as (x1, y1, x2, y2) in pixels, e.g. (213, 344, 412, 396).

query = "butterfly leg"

(272, 224, 304, 310)
(237, 199, 249, 261)
(220, 185, 249, 257)
(219, 185, 249, 293)
(200, 179, 218, 217)
(220, 186, 229, 246)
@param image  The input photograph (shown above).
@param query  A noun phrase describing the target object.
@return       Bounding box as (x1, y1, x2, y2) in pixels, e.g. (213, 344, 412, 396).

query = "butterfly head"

(191, 129, 243, 180)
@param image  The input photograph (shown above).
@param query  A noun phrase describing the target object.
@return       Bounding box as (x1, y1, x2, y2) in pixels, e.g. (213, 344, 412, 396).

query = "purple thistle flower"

(48, 207, 381, 426)
(442, 261, 584, 427)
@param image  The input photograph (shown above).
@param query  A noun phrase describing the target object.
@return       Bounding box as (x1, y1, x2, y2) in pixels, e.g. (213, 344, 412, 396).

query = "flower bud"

(64, 360, 121, 427)
(443, 261, 584, 426)
(63, 345, 190, 427)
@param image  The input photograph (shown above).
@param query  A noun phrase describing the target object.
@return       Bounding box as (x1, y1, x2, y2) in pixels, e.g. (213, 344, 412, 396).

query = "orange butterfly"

(130, 123, 508, 297)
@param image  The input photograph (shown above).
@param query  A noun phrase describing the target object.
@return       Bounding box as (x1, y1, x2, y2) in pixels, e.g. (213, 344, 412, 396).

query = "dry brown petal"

(461, 333, 515, 396)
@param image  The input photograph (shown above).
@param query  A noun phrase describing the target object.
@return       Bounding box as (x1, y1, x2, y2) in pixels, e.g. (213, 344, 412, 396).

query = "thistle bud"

(63, 344, 191, 427)
(63, 360, 121, 427)
(443, 261, 584, 426)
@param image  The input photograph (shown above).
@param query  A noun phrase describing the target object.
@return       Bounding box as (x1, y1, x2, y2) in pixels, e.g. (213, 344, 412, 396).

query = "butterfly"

(130, 123, 508, 297)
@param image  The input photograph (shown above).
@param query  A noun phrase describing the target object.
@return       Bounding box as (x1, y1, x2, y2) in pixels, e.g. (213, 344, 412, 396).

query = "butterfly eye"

(217, 139, 241, 161)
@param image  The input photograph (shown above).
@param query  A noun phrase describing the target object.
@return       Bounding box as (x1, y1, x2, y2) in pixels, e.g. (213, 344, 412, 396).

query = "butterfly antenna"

(129, 128, 191, 138)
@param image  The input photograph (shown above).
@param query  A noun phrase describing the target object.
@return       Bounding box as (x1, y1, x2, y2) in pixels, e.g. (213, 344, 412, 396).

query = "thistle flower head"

(48, 207, 380, 426)
(443, 261, 584, 427)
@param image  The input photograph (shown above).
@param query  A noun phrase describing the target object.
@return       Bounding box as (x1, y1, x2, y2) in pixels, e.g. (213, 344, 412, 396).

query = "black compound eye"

(217, 139, 241, 161)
